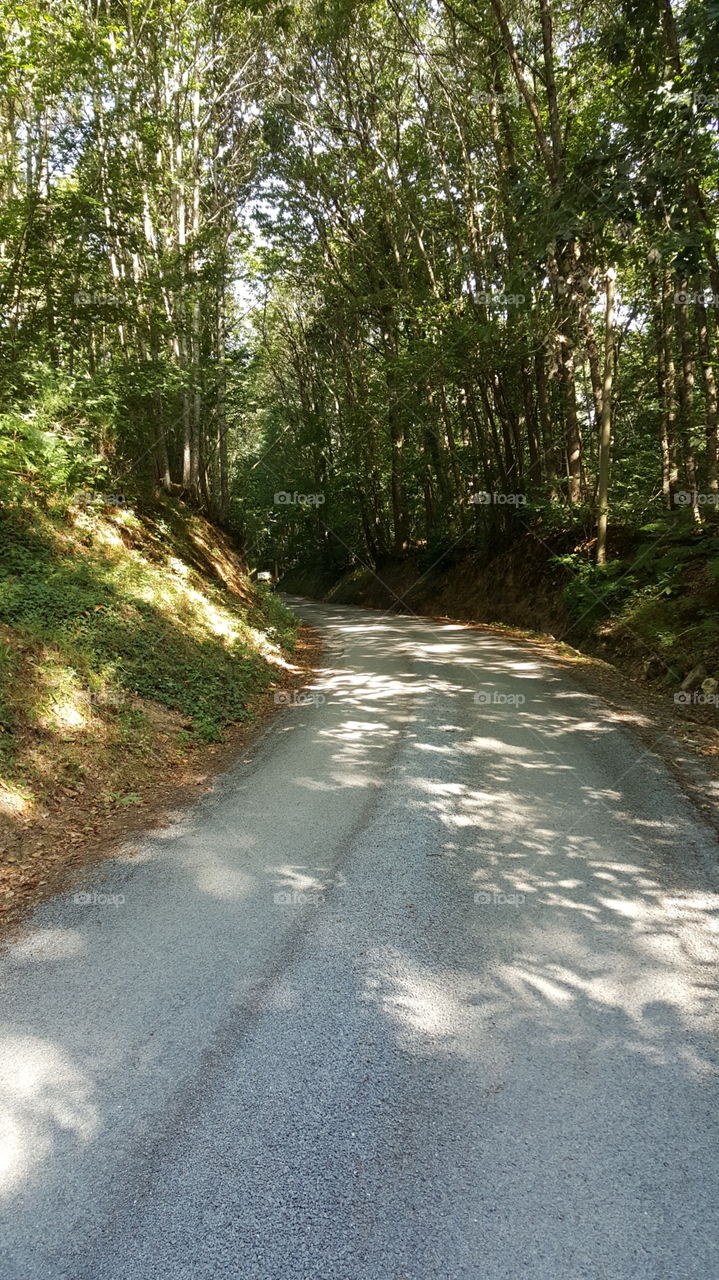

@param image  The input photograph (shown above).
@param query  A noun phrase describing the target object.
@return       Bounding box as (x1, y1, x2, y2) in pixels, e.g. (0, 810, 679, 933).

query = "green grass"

(0, 498, 298, 747)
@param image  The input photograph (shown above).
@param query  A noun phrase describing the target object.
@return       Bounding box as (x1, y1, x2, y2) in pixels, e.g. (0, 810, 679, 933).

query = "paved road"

(1, 598, 719, 1280)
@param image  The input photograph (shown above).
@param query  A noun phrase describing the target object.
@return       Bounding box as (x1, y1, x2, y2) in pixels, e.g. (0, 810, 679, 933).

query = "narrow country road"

(2, 598, 719, 1280)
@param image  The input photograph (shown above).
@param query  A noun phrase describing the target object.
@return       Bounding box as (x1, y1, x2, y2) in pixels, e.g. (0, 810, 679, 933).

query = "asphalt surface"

(1, 597, 719, 1280)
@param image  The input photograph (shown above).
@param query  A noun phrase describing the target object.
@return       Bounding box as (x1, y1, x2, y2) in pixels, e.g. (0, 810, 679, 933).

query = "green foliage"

(559, 528, 719, 675)
(557, 556, 637, 634)
(0, 502, 297, 743)
(2, 0, 718, 691)
(0, 377, 108, 503)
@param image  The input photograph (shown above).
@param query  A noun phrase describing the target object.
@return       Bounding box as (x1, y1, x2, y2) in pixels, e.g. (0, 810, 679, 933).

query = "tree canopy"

(2, 0, 718, 570)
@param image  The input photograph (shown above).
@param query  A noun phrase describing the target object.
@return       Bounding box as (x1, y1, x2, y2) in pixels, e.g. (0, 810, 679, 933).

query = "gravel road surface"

(1, 598, 718, 1279)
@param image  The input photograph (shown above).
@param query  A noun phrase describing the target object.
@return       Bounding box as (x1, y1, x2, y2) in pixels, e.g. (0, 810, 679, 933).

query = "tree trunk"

(694, 284, 719, 494)
(561, 338, 582, 503)
(596, 269, 616, 564)
(675, 278, 701, 521)
(661, 270, 680, 507)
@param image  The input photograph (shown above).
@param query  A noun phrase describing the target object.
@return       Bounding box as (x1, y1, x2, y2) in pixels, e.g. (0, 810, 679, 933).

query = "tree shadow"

(1, 601, 718, 1276)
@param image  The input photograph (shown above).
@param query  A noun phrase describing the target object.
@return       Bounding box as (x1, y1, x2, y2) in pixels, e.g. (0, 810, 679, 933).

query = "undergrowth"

(0, 496, 298, 815)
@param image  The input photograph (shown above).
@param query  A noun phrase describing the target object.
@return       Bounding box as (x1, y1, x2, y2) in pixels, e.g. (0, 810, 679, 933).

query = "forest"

(1, 0, 719, 621)
(3, 5, 719, 1264)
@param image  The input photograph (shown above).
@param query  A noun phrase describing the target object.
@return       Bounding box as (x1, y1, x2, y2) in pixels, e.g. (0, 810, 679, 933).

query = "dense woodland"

(1, 0, 718, 575)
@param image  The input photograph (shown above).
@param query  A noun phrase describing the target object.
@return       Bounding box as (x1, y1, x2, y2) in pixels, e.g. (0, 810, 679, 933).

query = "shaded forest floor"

(0, 498, 319, 935)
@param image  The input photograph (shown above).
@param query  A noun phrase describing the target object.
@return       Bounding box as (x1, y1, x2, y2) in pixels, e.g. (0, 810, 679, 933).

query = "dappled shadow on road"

(0, 1035, 99, 1195)
(298, 607, 719, 1228)
(0, 602, 717, 1258)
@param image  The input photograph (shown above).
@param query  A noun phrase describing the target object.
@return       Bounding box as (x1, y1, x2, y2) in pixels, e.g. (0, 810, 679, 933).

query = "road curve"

(1, 598, 718, 1279)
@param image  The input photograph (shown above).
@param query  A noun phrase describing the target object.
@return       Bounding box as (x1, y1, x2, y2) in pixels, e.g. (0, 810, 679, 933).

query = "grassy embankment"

(0, 495, 300, 922)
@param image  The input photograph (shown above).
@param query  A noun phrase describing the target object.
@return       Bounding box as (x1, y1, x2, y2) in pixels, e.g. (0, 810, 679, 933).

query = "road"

(1, 597, 719, 1280)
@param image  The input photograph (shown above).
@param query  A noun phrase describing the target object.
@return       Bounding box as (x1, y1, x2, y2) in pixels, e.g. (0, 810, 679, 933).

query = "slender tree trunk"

(561, 338, 582, 503)
(661, 270, 680, 507)
(694, 284, 719, 493)
(675, 278, 701, 521)
(381, 307, 407, 554)
(217, 289, 229, 523)
(535, 346, 557, 493)
(189, 83, 202, 501)
(596, 269, 616, 564)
